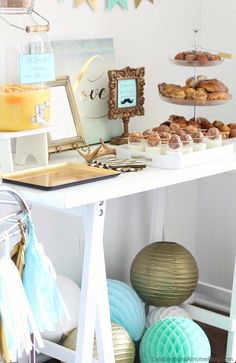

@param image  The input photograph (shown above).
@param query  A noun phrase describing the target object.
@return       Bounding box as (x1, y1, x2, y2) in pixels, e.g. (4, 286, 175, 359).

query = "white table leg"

(226, 256, 236, 361)
(148, 188, 167, 244)
(75, 201, 115, 363)
(0, 139, 14, 173)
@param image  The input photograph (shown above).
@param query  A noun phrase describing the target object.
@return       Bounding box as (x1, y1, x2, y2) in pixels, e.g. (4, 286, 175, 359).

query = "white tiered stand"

(4, 149, 236, 363)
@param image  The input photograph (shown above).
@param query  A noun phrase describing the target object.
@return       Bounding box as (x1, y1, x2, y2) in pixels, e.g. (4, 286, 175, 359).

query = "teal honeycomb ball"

(140, 317, 211, 363)
(107, 279, 146, 341)
(130, 242, 199, 306)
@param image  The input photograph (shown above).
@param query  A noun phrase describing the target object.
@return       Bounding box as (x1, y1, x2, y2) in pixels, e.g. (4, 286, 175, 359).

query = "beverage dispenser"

(0, 0, 54, 131)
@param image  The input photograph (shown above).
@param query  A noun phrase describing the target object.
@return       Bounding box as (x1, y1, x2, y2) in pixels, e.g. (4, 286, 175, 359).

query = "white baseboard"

(195, 281, 232, 313)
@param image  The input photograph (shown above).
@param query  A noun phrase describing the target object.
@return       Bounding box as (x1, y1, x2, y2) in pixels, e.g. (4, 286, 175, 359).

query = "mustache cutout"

(121, 98, 134, 105)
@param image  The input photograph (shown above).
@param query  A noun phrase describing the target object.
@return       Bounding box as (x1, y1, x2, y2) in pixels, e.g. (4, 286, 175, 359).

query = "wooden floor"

(197, 321, 228, 363)
(50, 309, 229, 363)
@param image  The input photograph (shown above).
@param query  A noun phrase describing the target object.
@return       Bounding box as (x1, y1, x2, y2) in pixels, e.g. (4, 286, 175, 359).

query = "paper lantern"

(146, 306, 191, 329)
(63, 323, 135, 362)
(42, 275, 81, 341)
(107, 279, 146, 341)
(130, 242, 198, 306)
(140, 317, 211, 363)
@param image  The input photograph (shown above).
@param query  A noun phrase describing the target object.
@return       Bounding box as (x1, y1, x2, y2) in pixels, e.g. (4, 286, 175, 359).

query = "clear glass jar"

(145, 133, 161, 154)
(0, 0, 54, 131)
(206, 128, 222, 149)
(192, 131, 206, 152)
(180, 134, 193, 154)
(128, 132, 144, 151)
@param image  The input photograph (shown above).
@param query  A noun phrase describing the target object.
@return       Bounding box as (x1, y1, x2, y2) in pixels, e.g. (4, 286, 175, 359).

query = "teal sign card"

(19, 53, 55, 84)
(117, 79, 137, 109)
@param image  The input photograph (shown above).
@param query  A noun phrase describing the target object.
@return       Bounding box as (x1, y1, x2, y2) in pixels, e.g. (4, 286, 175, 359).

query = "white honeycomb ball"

(146, 305, 191, 329)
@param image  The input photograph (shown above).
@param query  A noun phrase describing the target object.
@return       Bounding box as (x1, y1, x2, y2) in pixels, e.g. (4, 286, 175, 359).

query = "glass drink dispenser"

(0, 0, 55, 131)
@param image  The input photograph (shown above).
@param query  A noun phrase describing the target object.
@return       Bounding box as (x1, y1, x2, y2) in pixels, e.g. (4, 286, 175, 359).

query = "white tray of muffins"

(116, 125, 234, 170)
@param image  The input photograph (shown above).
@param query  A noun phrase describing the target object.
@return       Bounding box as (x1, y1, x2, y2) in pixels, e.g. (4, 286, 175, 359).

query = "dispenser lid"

(0, 0, 35, 14)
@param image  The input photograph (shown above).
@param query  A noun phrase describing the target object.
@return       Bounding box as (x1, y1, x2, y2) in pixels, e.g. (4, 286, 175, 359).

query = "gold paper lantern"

(130, 242, 199, 306)
(62, 323, 135, 363)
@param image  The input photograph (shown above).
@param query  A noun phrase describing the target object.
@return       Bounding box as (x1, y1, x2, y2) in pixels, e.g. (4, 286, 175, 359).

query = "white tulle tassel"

(0, 235, 43, 361)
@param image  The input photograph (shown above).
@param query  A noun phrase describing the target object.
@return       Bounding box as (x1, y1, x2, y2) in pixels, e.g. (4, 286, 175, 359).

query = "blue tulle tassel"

(23, 216, 69, 333)
(0, 235, 43, 361)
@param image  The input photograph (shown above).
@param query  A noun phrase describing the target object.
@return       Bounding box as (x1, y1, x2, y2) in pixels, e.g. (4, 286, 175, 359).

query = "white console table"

(5, 152, 236, 363)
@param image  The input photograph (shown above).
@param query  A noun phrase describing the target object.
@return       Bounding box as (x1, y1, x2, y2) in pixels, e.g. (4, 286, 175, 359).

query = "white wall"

(193, 0, 236, 310)
(35, 0, 203, 129)
(26, 0, 202, 285)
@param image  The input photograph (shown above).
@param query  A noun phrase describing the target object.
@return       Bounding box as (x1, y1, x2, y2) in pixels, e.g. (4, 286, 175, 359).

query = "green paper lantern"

(130, 242, 199, 306)
(140, 317, 211, 363)
(63, 323, 135, 363)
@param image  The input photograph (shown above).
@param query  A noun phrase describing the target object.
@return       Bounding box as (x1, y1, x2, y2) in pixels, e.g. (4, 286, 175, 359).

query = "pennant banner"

(107, 0, 128, 10)
(135, 0, 154, 8)
(58, 0, 155, 10)
(74, 0, 96, 10)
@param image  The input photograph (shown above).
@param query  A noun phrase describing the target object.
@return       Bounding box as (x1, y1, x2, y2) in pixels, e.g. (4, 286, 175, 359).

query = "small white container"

(180, 134, 193, 154)
(166, 149, 182, 155)
(145, 145, 162, 154)
(206, 134, 222, 149)
(193, 142, 206, 152)
(182, 145, 194, 154)
(192, 131, 206, 152)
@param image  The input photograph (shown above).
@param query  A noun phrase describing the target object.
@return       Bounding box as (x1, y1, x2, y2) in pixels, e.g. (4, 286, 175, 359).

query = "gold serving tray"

(159, 94, 232, 106)
(3, 163, 120, 191)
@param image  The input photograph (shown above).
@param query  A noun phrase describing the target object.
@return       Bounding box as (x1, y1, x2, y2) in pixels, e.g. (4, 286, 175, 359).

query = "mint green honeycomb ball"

(140, 317, 211, 363)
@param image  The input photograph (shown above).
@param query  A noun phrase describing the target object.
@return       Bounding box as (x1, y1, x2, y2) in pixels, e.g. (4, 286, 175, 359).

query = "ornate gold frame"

(108, 66, 145, 145)
(47, 76, 87, 155)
